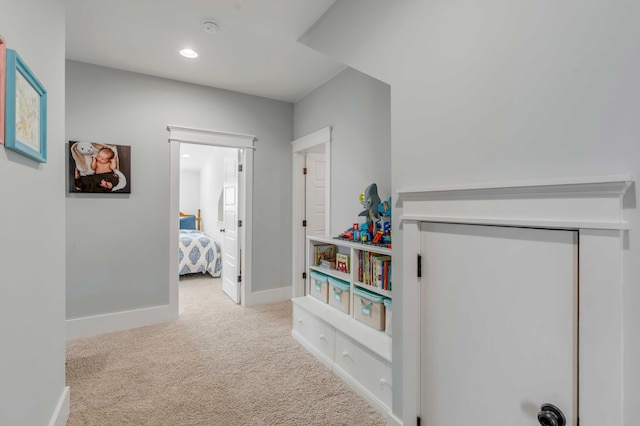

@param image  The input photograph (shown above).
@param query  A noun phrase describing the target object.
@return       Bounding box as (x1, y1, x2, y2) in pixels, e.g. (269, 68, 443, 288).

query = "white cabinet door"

(420, 223, 577, 425)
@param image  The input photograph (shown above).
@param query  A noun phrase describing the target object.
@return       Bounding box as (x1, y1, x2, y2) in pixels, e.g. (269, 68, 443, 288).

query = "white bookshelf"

(291, 234, 393, 415)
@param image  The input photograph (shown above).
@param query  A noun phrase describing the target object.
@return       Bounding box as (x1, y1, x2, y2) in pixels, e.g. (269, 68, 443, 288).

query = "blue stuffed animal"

(358, 183, 382, 235)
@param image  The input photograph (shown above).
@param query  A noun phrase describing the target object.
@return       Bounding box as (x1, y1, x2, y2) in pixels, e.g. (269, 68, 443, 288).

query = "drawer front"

(334, 332, 392, 409)
(292, 305, 335, 361)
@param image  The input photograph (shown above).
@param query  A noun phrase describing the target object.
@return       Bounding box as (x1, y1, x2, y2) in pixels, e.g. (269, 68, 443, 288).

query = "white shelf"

(308, 234, 391, 255)
(354, 282, 392, 299)
(292, 296, 392, 363)
(309, 265, 351, 282)
(307, 234, 393, 336)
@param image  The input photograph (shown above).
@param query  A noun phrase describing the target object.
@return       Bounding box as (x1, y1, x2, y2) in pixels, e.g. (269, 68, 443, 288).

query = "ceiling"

(179, 143, 216, 172)
(65, 0, 346, 103)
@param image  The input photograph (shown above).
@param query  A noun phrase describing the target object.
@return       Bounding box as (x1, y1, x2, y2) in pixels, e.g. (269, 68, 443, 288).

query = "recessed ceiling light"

(182, 154, 191, 158)
(179, 48, 198, 59)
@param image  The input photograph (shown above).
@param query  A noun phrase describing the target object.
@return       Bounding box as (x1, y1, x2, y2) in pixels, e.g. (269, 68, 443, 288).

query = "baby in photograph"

(74, 147, 120, 192)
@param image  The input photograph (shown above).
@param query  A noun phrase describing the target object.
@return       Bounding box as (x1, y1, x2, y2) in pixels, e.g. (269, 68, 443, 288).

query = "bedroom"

(178, 142, 227, 281)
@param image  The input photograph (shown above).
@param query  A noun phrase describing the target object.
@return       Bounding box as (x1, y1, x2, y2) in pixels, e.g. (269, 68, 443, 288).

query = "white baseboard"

(387, 412, 402, 426)
(66, 305, 177, 340)
(49, 386, 70, 426)
(244, 285, 291, 306)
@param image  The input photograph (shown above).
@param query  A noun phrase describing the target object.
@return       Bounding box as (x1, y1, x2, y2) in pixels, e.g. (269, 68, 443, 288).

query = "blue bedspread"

(179, 230, 222, 277)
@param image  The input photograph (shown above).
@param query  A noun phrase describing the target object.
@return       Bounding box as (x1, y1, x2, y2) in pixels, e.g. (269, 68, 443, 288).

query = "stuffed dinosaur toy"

(358, 183, 382, 233)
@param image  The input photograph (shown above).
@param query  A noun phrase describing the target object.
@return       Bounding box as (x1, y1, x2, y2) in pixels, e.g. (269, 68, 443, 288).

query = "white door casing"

(421, 222, 577, 425)
(168, 125, 255, 312)
(291, 127, 331, 298)
(222, 150, 241, 304)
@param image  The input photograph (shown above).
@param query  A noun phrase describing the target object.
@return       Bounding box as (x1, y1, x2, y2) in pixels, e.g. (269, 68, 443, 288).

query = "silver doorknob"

(537, 403, 566, 426)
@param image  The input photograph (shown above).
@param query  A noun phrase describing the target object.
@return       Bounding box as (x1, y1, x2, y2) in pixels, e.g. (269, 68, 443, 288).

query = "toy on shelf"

(336, 183, 392, 248)
(359, 183, 382, 232)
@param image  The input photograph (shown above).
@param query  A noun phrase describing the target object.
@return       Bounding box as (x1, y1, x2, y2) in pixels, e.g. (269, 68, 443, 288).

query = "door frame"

(291, 127, 331, 298)
(397, 175, 632, 425)
(168, 125, 255, 311)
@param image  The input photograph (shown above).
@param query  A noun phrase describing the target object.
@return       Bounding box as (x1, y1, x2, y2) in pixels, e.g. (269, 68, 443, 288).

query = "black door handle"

(537, 403, 566, 426)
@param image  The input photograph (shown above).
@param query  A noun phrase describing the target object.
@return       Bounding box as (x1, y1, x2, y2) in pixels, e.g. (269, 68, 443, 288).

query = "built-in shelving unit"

(291, 235, 393, 415)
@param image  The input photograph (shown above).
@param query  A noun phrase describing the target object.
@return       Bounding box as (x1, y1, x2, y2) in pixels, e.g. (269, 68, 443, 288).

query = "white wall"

(302, 1, 640, 423)
(179, 170, 201, 215)
(66, 61, 293, 323)
(294, 68, 391, 234)
(0, 0, 68, 424)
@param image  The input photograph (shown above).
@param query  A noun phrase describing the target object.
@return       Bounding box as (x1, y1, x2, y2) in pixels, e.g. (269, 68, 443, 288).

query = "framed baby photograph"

(69, 141, 131, 194)
(5, 49, 47, 162)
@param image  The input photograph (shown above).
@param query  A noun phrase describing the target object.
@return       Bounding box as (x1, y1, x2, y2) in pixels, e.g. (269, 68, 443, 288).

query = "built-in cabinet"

(291, 235, 392, 414)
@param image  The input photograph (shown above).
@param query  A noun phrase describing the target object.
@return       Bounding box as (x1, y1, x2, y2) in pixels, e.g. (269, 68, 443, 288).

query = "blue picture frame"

(4, 49, 47, 163)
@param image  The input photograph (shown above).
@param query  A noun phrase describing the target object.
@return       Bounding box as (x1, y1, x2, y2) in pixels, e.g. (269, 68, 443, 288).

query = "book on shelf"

(314, 244, 336, 267)
(319, 259, 336, 270)
(336, 253, 350, 273)
(357, 251, 392, 291)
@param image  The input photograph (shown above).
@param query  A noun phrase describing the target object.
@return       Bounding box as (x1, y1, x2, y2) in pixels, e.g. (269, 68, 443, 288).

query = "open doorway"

(168, 126, 256, 314)
(178, 142, 236, 285)
(291, 127, 331, 298)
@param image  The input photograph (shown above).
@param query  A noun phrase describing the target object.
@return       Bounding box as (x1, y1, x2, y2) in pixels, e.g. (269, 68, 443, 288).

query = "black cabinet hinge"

(302, 272, 307, 280)
(417, 254, 422, 278)
(303, 167, 307, 175)
(417, 416, 421, 426)
(238, 164, 243, 172)
(238, 275, 242, 283)
(238, 220, 243, 227)
(302, 220, 307, 227)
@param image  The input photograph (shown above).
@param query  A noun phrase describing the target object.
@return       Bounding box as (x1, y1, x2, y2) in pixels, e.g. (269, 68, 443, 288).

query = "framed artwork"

(0, 35, 6, 145)
(5, 49, 47, 162)
(68, 142, 131, 194)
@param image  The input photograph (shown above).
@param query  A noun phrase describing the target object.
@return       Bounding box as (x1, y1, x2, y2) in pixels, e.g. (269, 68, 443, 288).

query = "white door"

(305, 153, 326, 236)
(420, 222, 577, 425)
(222, 150, 241, 304)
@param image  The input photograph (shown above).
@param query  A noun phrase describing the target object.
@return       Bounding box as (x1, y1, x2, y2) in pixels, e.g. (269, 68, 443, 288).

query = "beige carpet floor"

(66, 275, 387, 425)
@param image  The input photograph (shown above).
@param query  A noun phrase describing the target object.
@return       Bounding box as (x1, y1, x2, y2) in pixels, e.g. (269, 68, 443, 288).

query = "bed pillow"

(180, 215, 196, 230)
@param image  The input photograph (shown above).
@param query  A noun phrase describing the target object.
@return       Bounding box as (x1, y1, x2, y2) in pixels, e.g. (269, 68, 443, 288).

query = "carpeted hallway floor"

(66, 275, 387, 425)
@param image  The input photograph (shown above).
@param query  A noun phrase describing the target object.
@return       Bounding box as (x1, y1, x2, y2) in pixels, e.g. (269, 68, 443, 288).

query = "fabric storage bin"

(353, 287, 386, 330)
(328, 276, 350, 314)
(383, 298, 392, 336)
(309, 270, 329, 303)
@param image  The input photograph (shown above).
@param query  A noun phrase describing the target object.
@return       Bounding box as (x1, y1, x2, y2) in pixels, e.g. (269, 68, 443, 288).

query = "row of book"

(357, 250, 392, 291)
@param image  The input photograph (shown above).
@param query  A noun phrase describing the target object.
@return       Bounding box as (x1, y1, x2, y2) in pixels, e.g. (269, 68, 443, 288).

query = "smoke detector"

(202, 20, 219, 34)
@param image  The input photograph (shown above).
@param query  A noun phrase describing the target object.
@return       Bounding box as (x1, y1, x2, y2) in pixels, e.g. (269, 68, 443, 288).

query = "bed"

(179, 210, 222, 277)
